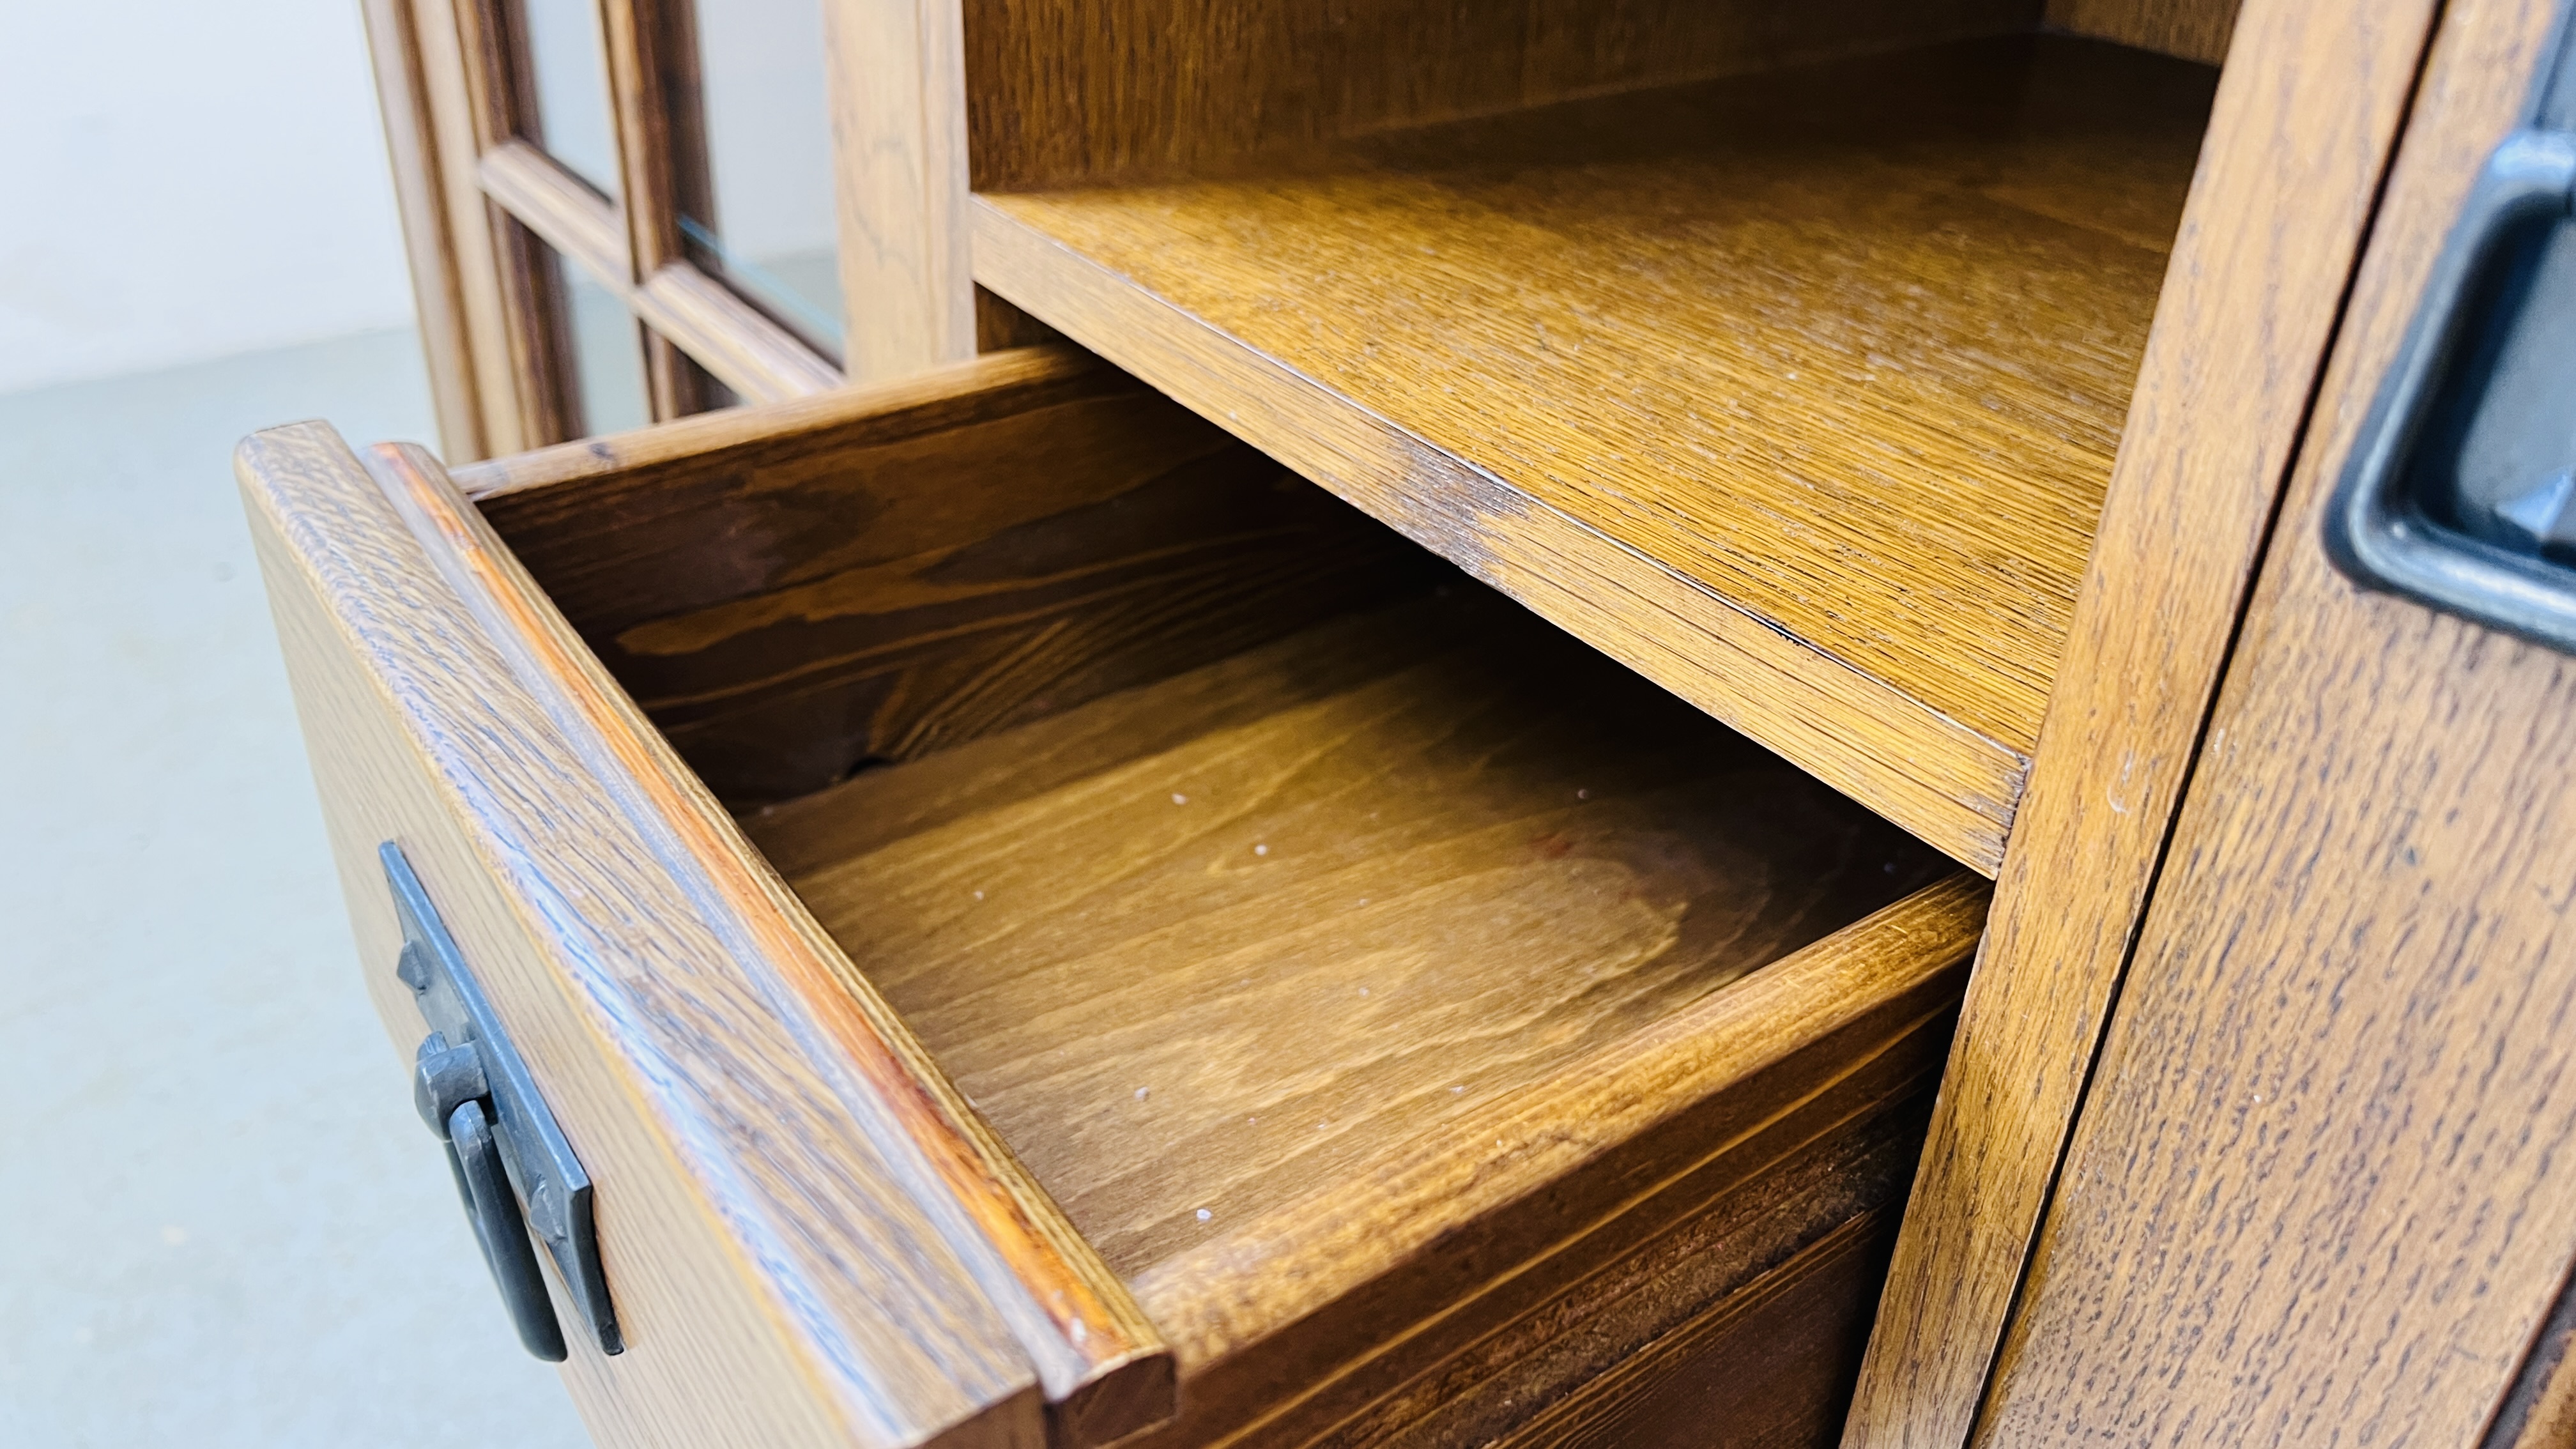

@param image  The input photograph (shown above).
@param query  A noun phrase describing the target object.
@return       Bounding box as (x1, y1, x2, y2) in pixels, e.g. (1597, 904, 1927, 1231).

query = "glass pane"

(542, 243, 650, 437)
(682, 0, 843, 356)
(686, 362, 743, 416)
(516, 0, 622, 199)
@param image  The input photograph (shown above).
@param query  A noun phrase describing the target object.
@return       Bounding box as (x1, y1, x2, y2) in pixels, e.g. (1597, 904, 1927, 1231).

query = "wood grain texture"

(360, 0, 490, 459)
(238, 422, 1046, 1449)
(631, 261, 845, 402)
(973, 36, 2218, 871)
(473, 134, 637, 439)
(2044, 0, 2243, 65)
(477, 141, 843, 405)
(2487, 1267, 2576, 1449)
(455, 0, 588, 446)
(825, 0, 978, 381)
(368, 436, 1177, 1444)
(482, 139, 629, 288)
(404, 0, 537, 455)
(1317, 1108, 1931, 1449)
(466, 346, 1441, 806)
(1502, 1206, 1902, 1449)
(1842, 2, 2449, 1443)
(747, 588, 1989, 1444)
(1978, 0, 2576, 1440)
(767, 593, 1956, 1275)
(599, 0, 681, 283)
(600, 0, 723, 418)
(962, 0, 2042, 190)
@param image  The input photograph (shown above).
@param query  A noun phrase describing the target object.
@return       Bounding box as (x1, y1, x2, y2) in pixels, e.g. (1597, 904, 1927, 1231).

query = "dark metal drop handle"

(384, 843, 620, 1360)
(2324, 102, 2576, 647)
(448, 1096, 569, 1360)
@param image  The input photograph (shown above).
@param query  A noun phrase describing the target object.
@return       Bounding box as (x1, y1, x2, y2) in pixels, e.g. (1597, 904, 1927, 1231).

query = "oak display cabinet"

(238, 0, 2576, 1445)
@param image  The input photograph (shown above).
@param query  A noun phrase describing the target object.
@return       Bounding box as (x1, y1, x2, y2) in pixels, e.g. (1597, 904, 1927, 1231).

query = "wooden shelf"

(744, 588, 1965, 1427)
(971, 34, 2219, 871)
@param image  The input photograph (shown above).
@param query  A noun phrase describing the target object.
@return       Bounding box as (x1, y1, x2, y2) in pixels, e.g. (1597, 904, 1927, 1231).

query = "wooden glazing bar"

(480, 140, 629, 286)
(632, 263, 845, 402)
(479, 141, 841, 404)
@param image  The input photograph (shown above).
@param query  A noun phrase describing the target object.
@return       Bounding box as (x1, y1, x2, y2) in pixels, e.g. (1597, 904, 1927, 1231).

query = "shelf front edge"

(972, 198, 2025, 874)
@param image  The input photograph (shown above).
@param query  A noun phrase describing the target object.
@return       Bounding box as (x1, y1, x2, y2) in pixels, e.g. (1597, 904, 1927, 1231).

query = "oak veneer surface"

(238, 423, 1048, 1449)
(1843, 0, 2449, 1442)
(963, 0, 2043, 192)
(744, 585, 1972, 1449)
(1500, 1206, 1904, 1449)
(466, 348, 1441, 806)
(751, 592, 1954, 1281)
(1979, 0, 2576, 1439)
(974, 35, 2217, 871)
(2044, 0, 2242, 64)
(384, 422, 1179, 1445)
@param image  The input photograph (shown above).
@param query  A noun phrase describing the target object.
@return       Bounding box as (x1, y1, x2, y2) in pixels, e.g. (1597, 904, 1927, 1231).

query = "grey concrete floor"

(0, 330, 592, 1447)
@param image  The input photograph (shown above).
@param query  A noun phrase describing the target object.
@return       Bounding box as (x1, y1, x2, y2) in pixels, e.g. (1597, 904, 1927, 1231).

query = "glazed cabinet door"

(1975, 0, 2576, 1442)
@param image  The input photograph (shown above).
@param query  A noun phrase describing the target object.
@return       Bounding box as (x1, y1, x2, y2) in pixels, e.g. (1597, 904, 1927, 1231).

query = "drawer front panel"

(239, 422, 1048, 1449)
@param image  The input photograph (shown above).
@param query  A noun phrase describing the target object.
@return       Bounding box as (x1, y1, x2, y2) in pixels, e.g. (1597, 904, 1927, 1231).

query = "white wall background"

(696, 0, 836, 261)
(0, 0, 417, 395)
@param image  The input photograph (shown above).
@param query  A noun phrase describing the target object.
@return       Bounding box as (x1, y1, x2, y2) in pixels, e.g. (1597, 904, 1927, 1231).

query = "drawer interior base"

(745, 588, 1953, 1287)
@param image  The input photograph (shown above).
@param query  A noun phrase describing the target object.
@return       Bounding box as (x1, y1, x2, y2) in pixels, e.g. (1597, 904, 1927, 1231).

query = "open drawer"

(239, 346, 1988, 1449)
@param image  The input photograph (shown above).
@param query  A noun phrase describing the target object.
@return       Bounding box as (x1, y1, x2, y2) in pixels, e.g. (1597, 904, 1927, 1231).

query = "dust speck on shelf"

(1577, 788, 1590, 800)
(1358, 986, 1370, 997)
(1254, 843, 1269, 856)
(1134, 1086, 1149, 1101)
(973, 889, 984, 900)
(1450, 1085, 1465, 1094)
(1358, 897, 1370, 906)
(1195, 1208, 1213, 1222)
(1172, 792, 1188, 804)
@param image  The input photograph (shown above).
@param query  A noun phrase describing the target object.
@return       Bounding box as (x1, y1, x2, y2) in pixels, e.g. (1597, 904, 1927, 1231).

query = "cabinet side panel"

(1983, 0, 2576, 1439)
(826, 0, 977, 381)
(1843, 0, 2444, 1441)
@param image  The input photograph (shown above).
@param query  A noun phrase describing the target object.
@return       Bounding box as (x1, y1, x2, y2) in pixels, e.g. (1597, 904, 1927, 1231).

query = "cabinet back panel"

(2045, 0, 2243, 64)
(964, 0, 2044, 190)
